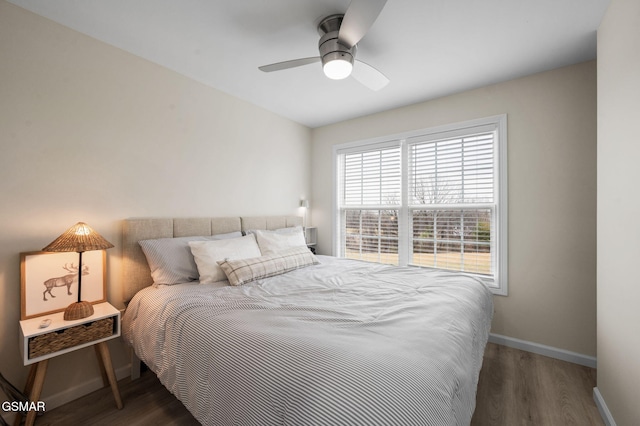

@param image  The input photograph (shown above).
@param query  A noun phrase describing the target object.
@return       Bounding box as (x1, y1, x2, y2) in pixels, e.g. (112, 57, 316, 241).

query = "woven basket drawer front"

(28, 317, 115, 359)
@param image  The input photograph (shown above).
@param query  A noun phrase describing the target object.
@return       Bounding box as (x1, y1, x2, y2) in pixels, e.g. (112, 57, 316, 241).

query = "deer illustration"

(43, 263, 89, 301)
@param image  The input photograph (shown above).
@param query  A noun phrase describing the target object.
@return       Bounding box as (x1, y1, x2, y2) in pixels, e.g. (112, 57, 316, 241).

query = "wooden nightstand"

(16, 302, 122, 426)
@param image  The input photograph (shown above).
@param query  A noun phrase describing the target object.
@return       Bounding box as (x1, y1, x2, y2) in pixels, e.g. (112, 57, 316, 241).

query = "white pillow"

(139, 232, 243, 285)
(189, 234, 261, 284)
(254, 226, 307, 255)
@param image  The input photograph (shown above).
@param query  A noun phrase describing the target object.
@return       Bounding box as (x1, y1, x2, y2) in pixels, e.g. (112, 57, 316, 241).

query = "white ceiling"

(9, 0, 609, 128)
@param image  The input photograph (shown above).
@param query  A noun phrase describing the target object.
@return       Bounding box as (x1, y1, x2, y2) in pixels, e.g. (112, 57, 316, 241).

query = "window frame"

(332, 115, 508, 295)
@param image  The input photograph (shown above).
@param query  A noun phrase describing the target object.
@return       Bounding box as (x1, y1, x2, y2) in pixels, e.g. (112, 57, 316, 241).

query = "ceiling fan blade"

(352, 60, 389, 91)
(259, 57, 320, 72)
(338, 0, 387, 48)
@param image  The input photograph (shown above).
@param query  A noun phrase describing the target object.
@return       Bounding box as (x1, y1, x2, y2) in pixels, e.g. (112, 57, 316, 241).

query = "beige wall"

(597, 0, 640, 423)
(0, 0, 310, 408)
(311, 61, 597, 356)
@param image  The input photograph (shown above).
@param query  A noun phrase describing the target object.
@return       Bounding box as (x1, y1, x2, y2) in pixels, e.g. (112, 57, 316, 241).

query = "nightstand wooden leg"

(13, 364, 38, 426)
(22, 363, 37, 397)
(24, 359, 48, 426)
(94, 344, 109, 387)
(95, 341, 123, 409)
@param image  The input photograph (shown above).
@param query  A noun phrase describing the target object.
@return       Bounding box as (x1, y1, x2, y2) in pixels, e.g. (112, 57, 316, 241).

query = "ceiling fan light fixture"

(323, 57, 353, 80)
(259, 1, 390, 90)
(319, 29, 355, 80)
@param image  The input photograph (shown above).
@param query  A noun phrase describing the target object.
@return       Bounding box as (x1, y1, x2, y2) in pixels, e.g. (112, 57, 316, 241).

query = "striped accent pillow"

(217, 246, 319, 286)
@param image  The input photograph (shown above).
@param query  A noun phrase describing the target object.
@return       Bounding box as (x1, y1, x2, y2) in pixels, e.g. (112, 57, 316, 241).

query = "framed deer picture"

(20, 250, 107, 320)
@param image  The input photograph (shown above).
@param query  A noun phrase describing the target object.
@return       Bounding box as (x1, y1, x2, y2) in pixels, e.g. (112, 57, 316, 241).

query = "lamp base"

(63, 301, 94, 321)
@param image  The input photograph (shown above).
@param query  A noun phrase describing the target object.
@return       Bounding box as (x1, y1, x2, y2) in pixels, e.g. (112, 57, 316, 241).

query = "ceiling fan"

(258, 0, 389, 91)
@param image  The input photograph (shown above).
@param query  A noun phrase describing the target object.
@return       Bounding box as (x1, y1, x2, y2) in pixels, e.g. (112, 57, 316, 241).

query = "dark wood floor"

(32, 343, 603, 426)
(471, 343, 602, 426)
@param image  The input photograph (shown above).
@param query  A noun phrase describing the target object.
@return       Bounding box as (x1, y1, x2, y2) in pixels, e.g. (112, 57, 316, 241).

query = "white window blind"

(408, 133, 495, 276)
(339, 145, 401, 265)
(408, 133, 494, 205)
(343, 146, 401, 207)
(334, 115, 507, 294)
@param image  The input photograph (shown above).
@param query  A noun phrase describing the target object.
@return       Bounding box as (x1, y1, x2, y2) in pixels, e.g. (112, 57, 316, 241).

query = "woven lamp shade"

(43, 222, 113, 321)
(42, 222, 114, 253)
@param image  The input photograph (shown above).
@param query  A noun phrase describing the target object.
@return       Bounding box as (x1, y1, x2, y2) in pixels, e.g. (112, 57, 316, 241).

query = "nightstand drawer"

(20, 302, 121, 365)
(28, 317, 116, 359)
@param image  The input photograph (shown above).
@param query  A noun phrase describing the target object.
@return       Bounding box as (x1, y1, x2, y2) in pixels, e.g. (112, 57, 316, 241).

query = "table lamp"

(42, 222, 114, 320)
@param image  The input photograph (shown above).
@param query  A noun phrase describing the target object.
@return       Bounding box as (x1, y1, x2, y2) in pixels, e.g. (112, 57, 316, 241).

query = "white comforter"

(122, 256, 493, 426)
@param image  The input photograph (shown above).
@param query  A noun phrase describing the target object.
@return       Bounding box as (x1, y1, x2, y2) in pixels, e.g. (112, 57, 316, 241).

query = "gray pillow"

(139, 232, 242, 285)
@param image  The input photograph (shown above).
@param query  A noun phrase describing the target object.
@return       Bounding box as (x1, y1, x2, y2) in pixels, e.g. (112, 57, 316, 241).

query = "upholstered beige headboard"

(122, 216, 302, 303)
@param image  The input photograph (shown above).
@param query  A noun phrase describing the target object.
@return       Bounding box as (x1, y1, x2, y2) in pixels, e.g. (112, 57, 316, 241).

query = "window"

(334, 115, 507, 294)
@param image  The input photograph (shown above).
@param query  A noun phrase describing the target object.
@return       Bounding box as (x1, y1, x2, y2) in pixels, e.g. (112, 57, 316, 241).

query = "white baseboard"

(489, 333, 597, 368)
(43, 363, 131, 410)
(593, 387, 617, 426)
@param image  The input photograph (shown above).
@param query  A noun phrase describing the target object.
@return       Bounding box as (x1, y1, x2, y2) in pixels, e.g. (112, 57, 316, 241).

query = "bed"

(121, 216, 493, 425)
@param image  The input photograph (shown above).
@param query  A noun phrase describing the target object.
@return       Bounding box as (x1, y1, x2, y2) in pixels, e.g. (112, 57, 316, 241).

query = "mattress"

(122, 255, 493, 425)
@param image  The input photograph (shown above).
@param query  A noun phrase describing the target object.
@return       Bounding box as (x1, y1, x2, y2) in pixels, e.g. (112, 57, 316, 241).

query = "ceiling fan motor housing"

(318, 14, 355, 69)
(319, 31, 355, 67)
